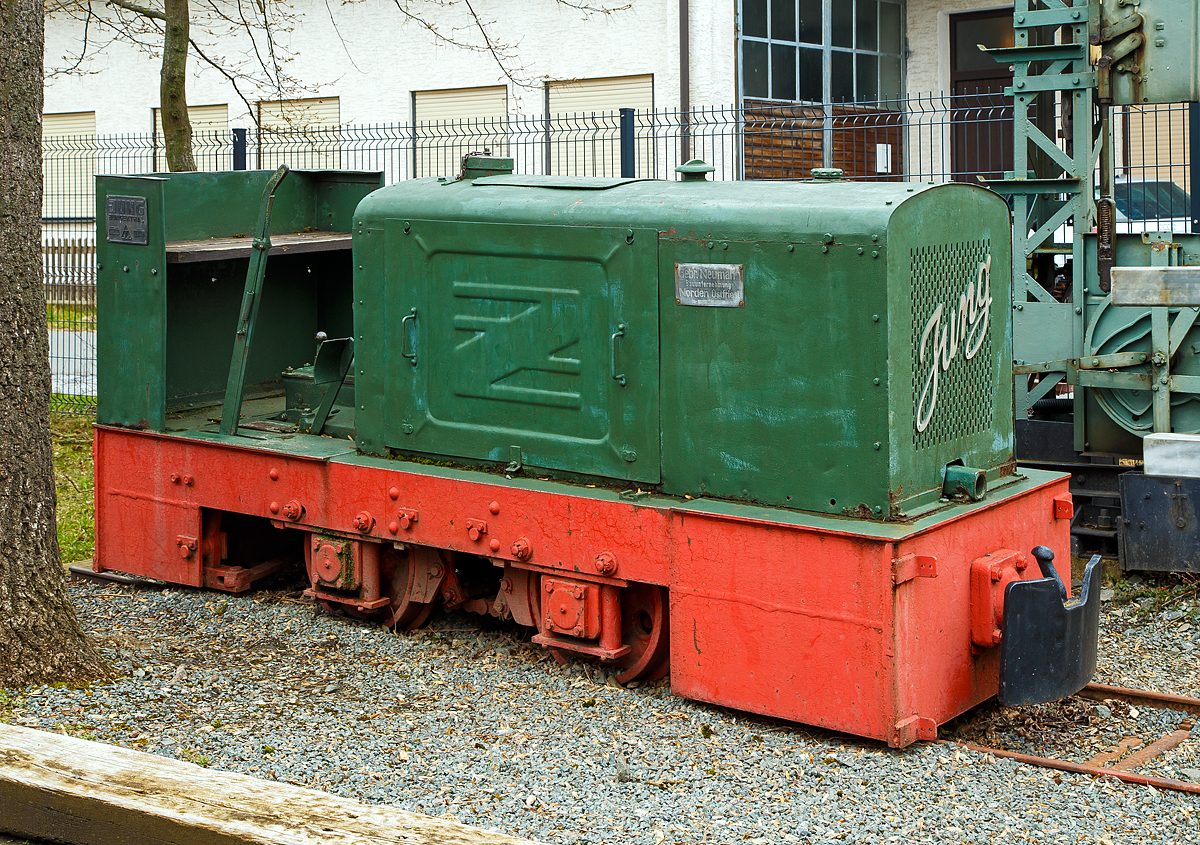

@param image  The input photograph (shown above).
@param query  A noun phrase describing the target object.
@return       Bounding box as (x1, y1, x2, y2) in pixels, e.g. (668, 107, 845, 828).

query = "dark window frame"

(739, 0, 906, 105)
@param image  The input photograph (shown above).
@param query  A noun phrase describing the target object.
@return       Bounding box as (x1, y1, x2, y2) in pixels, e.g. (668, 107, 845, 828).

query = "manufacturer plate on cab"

(675, 263, 744, 307)
(105, 195, 149, 245)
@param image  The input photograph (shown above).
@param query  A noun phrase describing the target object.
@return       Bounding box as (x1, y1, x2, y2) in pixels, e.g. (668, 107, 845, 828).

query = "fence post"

(233, 128, 247, 171)
(620, 108, 635, 178)
(1191, 103, 1199, 234)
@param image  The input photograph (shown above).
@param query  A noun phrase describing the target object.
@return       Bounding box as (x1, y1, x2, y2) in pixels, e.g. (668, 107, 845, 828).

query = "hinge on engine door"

(892, 554, 938, 586)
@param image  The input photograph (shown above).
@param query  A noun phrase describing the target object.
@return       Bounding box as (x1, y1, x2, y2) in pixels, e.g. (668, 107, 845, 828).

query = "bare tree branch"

(233, 0, 281, 99)
(105, 0, 165, 21)
(388, 0, 528, 88)
(553, 0, 632, 12)
(54, 1, 96, 75)
(322, 0, 363, 74)
(45, 0, 640, 158)
(186, 34, 259, 127)
(461, 0, 526, 88)
(251, 0, 286, 100)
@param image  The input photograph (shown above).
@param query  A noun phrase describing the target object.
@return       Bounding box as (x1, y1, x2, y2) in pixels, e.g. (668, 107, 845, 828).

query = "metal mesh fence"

(42, 96, 1193, 413)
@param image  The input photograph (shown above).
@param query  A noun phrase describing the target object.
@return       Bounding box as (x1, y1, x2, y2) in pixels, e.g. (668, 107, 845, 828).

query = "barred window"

(740, 0, 904, 104)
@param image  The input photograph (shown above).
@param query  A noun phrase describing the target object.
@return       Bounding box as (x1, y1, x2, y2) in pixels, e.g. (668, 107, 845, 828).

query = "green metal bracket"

(985, 43, 1087, 62)
(1006, 72, 1097, 94)
(219, 165, 290, 436)
(986, 0, 1097, 429)
(983, 178, 1083, 195)
(302, 335, 355, 436)
(998, 0, 1200, 454)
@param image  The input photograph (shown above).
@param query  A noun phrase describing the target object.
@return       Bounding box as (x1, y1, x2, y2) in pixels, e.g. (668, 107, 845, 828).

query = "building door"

(949, 9, 1014, 182)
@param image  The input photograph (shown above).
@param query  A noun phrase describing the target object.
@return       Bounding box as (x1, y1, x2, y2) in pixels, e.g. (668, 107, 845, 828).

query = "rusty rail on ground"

(949, 684, 1200, 795)
(1076, 682, 1200, 717)
(67, 565, 169, 590)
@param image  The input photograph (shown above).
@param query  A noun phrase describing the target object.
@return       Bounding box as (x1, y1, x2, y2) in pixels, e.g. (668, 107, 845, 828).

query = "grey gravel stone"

(3, 580, 1199, 845)
(1095, 704, 1112, 719)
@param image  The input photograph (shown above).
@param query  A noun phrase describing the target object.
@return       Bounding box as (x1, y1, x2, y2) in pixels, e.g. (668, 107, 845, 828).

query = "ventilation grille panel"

(910, 240, 995, 450)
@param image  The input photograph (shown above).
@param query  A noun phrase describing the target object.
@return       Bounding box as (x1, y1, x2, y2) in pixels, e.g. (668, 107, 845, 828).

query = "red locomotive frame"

(95, 425, 1073, 747)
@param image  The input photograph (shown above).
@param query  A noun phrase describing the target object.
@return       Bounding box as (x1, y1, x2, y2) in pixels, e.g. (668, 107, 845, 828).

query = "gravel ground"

(942, 577, 1200, 787)
(3, 576, 1199, 845)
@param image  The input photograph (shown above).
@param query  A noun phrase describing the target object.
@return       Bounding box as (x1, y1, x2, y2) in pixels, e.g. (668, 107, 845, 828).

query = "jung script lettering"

(915, 254, 992, 433)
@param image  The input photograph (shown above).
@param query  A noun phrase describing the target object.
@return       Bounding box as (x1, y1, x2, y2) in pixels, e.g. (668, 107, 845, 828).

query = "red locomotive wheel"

(613, 583, 670, 684)
(380, 546, 438, 630)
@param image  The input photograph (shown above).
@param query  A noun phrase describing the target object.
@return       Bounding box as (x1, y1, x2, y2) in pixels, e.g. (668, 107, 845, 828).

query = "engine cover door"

(385, 219, 660, 484)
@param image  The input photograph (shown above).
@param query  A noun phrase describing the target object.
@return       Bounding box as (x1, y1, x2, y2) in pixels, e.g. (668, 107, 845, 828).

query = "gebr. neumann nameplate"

(105, 195, 149, 245)
(675, 263, 744, 307)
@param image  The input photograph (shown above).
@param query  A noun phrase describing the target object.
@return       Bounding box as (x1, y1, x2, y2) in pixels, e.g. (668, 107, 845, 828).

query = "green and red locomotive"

(93, 160, 1099, 746)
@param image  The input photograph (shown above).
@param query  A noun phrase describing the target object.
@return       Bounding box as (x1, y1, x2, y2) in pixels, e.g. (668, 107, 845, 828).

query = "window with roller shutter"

(257, 97, 341, 170)
(1123, 105, 1190, 196)
(545, 74, 653, 177)
(153, 104, 230, 171)
(42, 111, 96, 221)
(413, 86, 508, 178)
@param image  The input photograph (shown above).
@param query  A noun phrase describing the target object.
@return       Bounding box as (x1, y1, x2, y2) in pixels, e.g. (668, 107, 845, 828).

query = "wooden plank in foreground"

(0, 724, 542, 845)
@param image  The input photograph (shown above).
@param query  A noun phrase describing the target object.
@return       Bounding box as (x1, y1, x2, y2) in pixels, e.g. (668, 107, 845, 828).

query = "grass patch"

(1111, 571, 1200, 621)
(47, 302, 96, 328)
(0, 689, 20, 721)
(56, 722, 98, 741)
(53, 413, 95, 564)
(180, 747, 212, 767)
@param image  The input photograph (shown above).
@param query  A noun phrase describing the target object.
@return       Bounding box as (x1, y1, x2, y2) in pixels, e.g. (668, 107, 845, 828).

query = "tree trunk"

(160, 0, 196, 172)
(0, 0, 109, 687)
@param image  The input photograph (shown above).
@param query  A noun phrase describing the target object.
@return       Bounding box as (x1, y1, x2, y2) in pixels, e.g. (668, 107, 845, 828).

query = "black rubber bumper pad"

(998, 549, 1102, 707)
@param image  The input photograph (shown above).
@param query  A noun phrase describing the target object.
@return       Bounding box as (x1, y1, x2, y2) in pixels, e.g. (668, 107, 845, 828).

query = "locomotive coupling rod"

(1090, 12, 1142, 47)
(1013, 351, 1150, 374)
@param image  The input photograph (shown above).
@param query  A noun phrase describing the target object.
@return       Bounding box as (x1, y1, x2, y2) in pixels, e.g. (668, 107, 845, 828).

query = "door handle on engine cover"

(611, 323, 627, 387)
(401, 308, 418, 368)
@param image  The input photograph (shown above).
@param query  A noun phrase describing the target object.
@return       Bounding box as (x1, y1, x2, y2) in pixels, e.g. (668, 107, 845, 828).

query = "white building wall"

(905, 0, 1012, 96)
(43, 0, 737, 134)
(687, 0, 739, 106)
